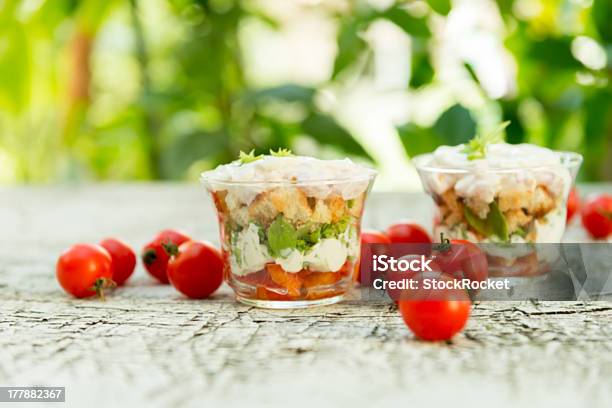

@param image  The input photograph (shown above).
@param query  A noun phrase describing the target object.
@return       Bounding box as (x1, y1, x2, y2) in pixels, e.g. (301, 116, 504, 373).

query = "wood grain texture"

(0, 184, 610, 407)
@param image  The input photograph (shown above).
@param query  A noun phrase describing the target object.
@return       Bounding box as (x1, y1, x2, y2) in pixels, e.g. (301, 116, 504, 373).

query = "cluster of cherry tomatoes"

(567, 189, 612, 239)
(361, 221, 476, 342)
(56, 230, 224, 301)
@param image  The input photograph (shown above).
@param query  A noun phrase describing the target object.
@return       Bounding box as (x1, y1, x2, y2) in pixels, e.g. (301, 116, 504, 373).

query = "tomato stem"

(142, 248, 157, 266)
(433, 232, 451, 252)
(161, 241, 179, 257)
(600, 209, 612, 221)
(91, 278, 116, 301)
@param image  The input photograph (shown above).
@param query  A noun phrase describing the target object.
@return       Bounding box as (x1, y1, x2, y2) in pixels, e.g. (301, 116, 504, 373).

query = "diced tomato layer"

(298, 270, 342, 287)
(266, 263, 302, 297)
(232, 261, 352, 301)
(256, 286, 295, 301)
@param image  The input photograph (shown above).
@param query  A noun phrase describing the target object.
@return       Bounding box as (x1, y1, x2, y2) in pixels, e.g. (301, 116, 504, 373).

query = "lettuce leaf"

(266, 216, 297, 257)
(463, 201, 509, 241)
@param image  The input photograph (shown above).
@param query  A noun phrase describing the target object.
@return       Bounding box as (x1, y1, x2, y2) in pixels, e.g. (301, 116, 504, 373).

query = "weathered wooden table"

(1, 184, 610, 407)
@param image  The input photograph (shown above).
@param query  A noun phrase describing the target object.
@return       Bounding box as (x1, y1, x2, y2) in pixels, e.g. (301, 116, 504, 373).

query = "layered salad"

(414, 125, 580, 244)
(201, 150, 376, 306)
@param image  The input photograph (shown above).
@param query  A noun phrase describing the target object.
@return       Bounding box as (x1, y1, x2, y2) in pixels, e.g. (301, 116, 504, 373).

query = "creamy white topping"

(201, 156, 375, 205)
(419, 143, 571, 202)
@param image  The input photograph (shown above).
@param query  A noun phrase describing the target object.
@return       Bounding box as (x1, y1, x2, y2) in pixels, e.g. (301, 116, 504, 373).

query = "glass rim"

(200, 168, 378, 187)
(412, 151, 583, 174)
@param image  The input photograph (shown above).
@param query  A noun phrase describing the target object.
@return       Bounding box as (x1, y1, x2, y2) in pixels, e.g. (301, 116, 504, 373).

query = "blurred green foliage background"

(0, 0, 610, 185)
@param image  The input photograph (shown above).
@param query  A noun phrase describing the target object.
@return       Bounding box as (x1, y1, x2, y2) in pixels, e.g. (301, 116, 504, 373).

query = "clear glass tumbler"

(202, 173, 376, 308)
(413, 151, 582, 244)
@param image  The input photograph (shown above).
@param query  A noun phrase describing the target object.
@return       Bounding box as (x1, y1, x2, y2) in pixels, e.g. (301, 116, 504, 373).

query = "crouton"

(326, 195, 346, 223)
(268, 188, 312, 223)
(532, 186, 555, 217)
(248, 192, 280, 225)
(498, 188, 534, 213)
(311, 199, 332, 224)
(504, 209, 532, 233)
(230, 206, 250, 227)
(441, 190, 467, 222)
(465, 197, 490, 219)
(443, 208, 464, 226)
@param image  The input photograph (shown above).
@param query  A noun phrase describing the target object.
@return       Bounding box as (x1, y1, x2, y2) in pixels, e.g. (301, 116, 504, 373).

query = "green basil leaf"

(463, 202, 509, 241)
(488, 202, 509, 241)
(463, 206, 490, 236)
(266, 216, 297, 257)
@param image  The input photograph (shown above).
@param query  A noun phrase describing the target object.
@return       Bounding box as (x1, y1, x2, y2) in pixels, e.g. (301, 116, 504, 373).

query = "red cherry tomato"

(167, 241, 224, 299)
(100, 238, 136, 286)
(433, 239, 488, 283)
(386, 221, 432, 244)
(566, 188, 580, 222)
(398, 272, 471, 341)
(56, 244, 114, 299)
(142, 229, 191, 284)
(361, 230, 391, 245)
(358, 230, 391, 283)
(581, 195, 612, 239)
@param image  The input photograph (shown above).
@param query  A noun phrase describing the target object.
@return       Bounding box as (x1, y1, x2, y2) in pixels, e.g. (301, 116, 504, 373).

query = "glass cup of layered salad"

(413, 125, 582, 277)
(201, 150, 377, 308)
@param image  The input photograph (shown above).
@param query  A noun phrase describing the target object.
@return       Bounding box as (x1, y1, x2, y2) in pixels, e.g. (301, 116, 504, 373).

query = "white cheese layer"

(229, 223, 358, 276)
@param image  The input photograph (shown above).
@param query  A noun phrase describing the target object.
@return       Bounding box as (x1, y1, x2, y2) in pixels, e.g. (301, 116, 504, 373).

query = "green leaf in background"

(0, 21, 30, 113)
(426, 0, 451, 16)
(381, 6, 431, 37)
(333, 20, 368, 78)
(583, 91, 611, 180)
(161, 130, 228, 179)
(397, 104, 476, 158)
(397, 124, 443, 157)
(527, 37, 582, 70)
(410, 39, 434, 88)
(266, 215, 298, 257)
(500, 100, 526, 145)
(301, 113, 372, 160)
(247, 84, 315, 106)
(592, 0, 612, 43)
(433, 104, 477, 145)
(463, 62, 479, 85)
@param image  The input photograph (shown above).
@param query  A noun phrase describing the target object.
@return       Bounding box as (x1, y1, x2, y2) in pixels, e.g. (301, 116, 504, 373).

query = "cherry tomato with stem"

(56, 244, 114, 299)
(432, 234, 488, 284)
(166, 241, 224, 299)
(142, 229, 191, 284)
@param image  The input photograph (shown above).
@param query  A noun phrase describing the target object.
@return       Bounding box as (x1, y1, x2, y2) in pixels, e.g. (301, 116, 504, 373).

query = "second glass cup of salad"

(414, 143, 582, 243)
(201, 150, 377, 308)
(413, 138, 582, 279)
